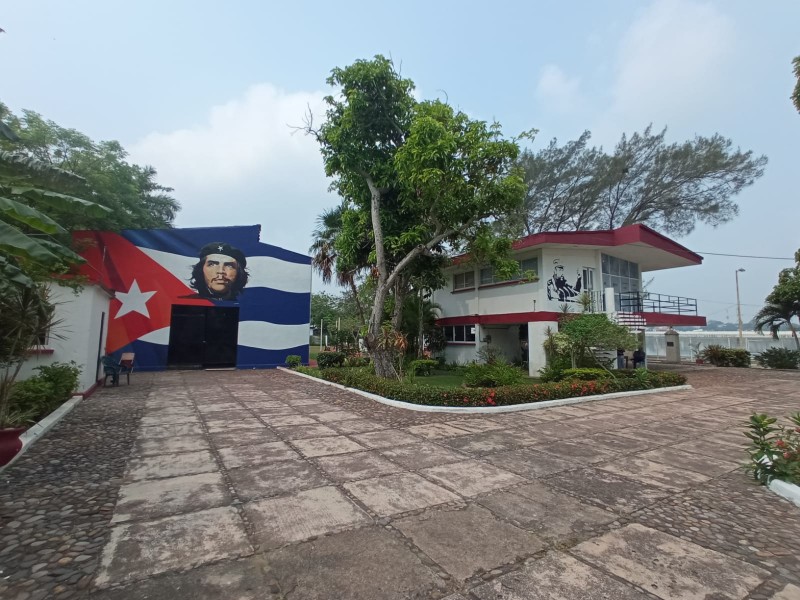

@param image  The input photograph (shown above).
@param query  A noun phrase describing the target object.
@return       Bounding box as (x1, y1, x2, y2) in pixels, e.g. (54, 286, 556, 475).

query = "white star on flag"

(115, 279, 157, 319)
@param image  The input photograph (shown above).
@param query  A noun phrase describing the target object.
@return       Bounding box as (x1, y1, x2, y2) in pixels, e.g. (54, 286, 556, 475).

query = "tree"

(309, 56, 525, 377)
(754, 296, 799, 350)
(0, 104, 179, 230)
(755, 249, 800, 349)
(557, 313, 639, 368)
(509, 125, 767, 237)
(792, 56, 800, 114)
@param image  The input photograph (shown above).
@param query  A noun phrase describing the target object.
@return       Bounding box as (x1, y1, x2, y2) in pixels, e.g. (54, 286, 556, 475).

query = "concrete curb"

(0, 394, 84, 473)
(768, 479, 800, 508)
(278, 367, 692, 414)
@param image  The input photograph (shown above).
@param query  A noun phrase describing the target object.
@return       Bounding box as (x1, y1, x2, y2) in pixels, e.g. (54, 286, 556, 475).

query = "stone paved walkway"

(1, 367, 799, 600)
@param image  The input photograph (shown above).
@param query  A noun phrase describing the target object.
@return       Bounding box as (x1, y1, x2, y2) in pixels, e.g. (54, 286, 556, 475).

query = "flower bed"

(295, 366, 686, 408)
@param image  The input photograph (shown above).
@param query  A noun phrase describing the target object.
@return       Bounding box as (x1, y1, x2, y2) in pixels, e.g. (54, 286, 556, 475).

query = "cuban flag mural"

(75, 225, 311, 370)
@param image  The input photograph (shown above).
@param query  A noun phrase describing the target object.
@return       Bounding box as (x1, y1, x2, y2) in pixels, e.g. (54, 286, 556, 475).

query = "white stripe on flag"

(138, 247, 311, 294)
(137, 321, 309, 351)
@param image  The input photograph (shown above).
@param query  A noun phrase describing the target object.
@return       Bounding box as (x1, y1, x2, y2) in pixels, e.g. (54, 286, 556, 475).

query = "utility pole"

(735, 268, 745, 348)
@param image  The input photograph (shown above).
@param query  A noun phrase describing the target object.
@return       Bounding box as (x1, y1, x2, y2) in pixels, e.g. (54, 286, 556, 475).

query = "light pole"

(735, 268, 745, 348)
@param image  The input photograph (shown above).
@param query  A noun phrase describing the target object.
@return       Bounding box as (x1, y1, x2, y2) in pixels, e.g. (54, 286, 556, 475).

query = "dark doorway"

(167, 305, 239, 369)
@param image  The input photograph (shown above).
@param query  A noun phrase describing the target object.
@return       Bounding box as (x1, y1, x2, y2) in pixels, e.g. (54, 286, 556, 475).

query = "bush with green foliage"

(7, 361, 80, 425)
(561, 368, 613, 381)
(745, 412, 800, 485)
(754, 348, 800, 370)
(343, 354, 371, 367)
(285, 355, 302, 368)
(297, 366, 686, 408)
(409, 359, 438, 376)
(317, 351, 346, 368)
(464, 362, 526, 387)
(699, 345, 751, 367)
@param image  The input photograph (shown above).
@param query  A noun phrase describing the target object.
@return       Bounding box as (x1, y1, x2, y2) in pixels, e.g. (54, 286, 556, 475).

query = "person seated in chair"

(633, 347, 646, 369)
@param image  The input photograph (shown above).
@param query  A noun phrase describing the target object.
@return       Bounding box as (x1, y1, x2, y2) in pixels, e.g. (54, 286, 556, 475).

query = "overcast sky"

(3, 0, 798, 322)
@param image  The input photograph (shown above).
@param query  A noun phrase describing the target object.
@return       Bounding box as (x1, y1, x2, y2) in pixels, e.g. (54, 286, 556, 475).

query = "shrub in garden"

(754, 348, 800, 370)
(285, 355, 302, 368)
(36, 362, 80, 403)
(745, 412, 800, 484)
(8, 362, 80, 424)
(317, 351, 346, 368)
(464, 362, 525, 388)
(699, 345, 751, 367)
(561, 368, 613, 381)
(409, 359, 438, 376)
(306, 366, 686, 408)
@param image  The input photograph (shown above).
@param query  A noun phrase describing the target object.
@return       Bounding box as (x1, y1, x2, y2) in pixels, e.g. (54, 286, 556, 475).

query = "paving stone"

(394, 504, 545, 581)
(544, 467, 670, 513)
(482, 448, 579, 479)
(89, 556, 271, 600)
(443, 431, 526, 455)
(208, 427, 279, 448)
(597, 456, 711, 490)
(441, 418, 503, 434)
(139, 414, 201, 427)
(142, 406, 196, 418)
(124, 450, 217, 482)
(406, 423, 474, 439)
(265, 414, 318, 426)
(420, 459, 526, 497)
(533, 439, 620, 464)
(471, 551, 652, 599)
(204, 418, 265, 433)
(770, 584, 800, 599)
(111, 472, 230, 523)
(293, 436, 365, 457)
(573, 523, 769, 600)
(264, 526, 447, 599)
(638, 445, 740, 477)
(273, 423, 339, 440)
(344, 472, 460, 515)
(138, 423, 204, 439)
(244, 486, 371, 549)
(478, 482, 617, 542)
(194, 402, 242, 413)
(380, 441, 469, 469)
(227, 459, 330, 501)
(313, 410, 361, 422)
(313, 451, 404, 482)
(95, 506, 252, 587)
(330, 419, 388, 434)
(132, 434, 210, 457)
(217, 441, 300, 469)
(351, 429, 422, 449)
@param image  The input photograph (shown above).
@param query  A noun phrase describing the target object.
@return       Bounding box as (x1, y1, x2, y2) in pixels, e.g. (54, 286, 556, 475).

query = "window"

(601, 254, 641, 309)
(453, 271, 475, 291)
(478, 258, 539, 286)
(443, 325, 476, 343)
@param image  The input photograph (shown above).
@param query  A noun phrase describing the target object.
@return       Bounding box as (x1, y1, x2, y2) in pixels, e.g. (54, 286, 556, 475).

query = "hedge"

(296, 366, 686, 408)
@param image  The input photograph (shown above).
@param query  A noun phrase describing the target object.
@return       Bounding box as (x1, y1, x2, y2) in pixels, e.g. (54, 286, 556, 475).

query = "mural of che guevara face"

(189, 242, 249, 300)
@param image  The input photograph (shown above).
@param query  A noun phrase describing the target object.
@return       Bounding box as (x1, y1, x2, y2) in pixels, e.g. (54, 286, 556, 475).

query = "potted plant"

(0, 284, 57, 465)
(691, 342, 704, 364)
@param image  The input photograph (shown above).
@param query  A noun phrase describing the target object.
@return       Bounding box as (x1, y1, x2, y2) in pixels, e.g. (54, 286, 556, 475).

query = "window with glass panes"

(453, 271, 475, 291)
(601, 254, 641, 310)
(479, 258, 538, 286)
(442, 324, 477, 342)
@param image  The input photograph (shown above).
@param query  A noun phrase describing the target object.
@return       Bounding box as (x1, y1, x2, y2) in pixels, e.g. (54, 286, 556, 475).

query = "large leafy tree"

(755, 249, 800, 349)
(0, 104, 179, 230)
(509, 125, 767, 237)
(309, 56, 525, 377)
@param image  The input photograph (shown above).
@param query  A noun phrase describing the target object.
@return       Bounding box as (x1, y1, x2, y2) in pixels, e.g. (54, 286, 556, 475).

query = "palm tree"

(754, 297, 800, 349)
(309, 204, 370, 324)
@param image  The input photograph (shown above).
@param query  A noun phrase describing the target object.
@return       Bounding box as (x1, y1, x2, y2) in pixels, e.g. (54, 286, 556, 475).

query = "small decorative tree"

(557, 313, 639, 369)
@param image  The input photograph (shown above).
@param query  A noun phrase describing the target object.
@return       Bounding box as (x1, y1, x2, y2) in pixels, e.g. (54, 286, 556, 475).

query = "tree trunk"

(790, 321, 800, 350)
(365, 281, 394, 377)
(371, 348, 397, 379)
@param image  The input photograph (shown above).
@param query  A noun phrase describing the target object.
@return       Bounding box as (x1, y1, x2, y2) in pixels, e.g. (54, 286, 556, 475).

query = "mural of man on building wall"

(546, 259, 582, 302)
(186, 242, 249, 300)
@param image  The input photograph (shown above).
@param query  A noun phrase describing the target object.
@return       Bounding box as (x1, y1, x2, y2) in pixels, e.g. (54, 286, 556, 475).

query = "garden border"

(768, 479, 800, 508)
(0, 394, 84, 473)
(278, 367, 692, 413)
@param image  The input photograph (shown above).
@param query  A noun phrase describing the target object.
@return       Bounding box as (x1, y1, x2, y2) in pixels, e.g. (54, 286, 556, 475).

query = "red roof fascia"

(452, 224, 702, 265)
(638, 312, 707, 327)
(436, 309, 707, 328)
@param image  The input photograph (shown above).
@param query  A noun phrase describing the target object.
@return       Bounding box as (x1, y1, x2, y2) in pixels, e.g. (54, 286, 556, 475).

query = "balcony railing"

(618, 291, 698, 316)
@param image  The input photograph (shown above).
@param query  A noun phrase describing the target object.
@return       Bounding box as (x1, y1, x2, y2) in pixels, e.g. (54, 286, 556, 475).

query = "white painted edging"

(0, 394, 83, 473)
(768, 479, 800, 509)
(278, 367, 692, 414)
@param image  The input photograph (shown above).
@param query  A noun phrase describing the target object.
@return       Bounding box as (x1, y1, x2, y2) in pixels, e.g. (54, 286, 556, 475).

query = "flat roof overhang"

(451, 224, 703, 273)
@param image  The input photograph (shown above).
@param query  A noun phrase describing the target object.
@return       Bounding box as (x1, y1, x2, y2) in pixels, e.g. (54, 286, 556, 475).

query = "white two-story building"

(433, 224, 707, 375)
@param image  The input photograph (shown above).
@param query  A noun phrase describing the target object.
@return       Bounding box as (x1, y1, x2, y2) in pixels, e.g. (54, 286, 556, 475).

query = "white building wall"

(17, 284, 111, 394)
(539, 247, 603, 312)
